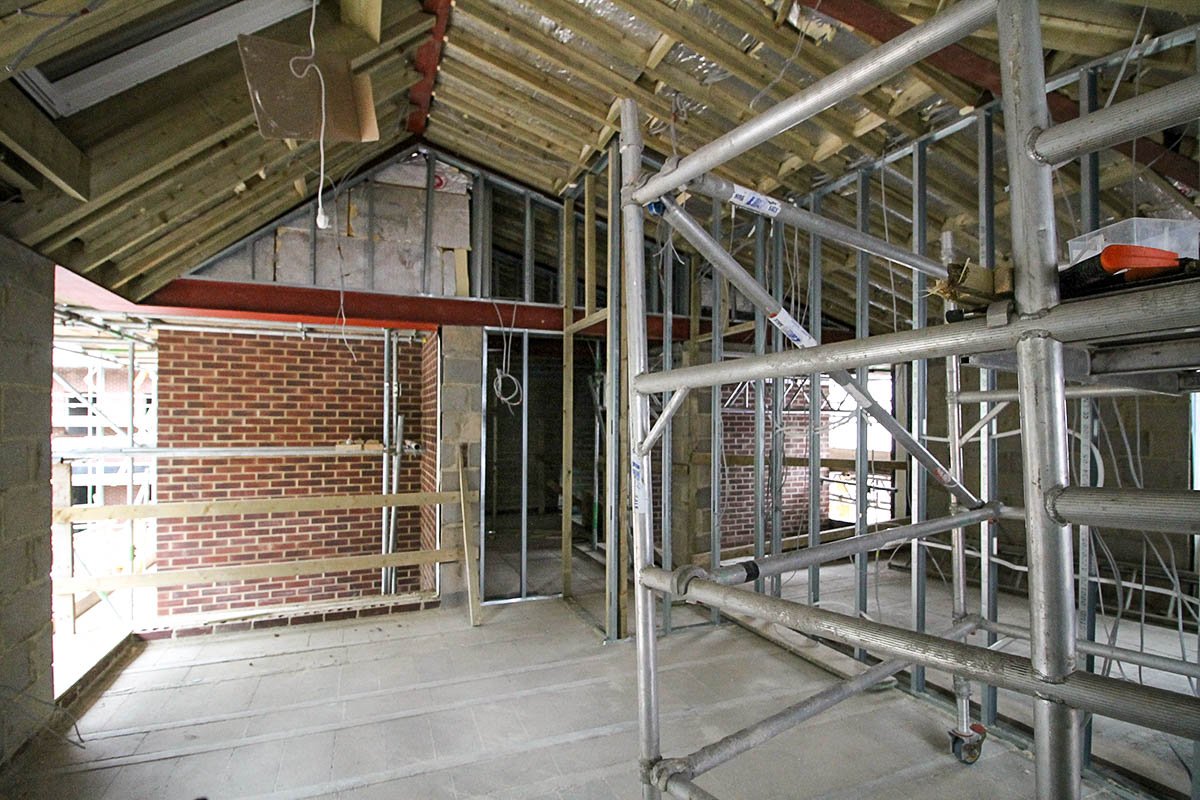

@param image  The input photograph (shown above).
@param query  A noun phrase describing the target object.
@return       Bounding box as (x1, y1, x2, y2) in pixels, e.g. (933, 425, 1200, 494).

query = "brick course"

(715, 382, 830, 550)
(155, 331, 424, 615)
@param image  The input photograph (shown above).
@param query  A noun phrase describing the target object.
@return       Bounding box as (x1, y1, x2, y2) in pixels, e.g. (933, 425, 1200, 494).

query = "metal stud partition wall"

(617, 2, 1200, 799)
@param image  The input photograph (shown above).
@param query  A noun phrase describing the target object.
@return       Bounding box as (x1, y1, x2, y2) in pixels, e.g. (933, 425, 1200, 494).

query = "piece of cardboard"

(237, 33, 378, 143)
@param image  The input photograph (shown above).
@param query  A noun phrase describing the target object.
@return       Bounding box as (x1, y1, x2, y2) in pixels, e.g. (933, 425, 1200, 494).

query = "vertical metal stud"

(770, 221, 785, 598)
(423, 153, 437, 296)
(605, 140, 624, 641)
(479, 333, 489, 599)
(910, 141, 929, 694)
(520, 332, 530, 598)
(367, 179, 377, 291)
(662, 204, 675, 632)
(470, 173, 484, 298)
(524, 193, 535, 302)
(753, 219, 768, 594)
(977, 107, 1000, 726)
(854, 169, 871, 656)
(711, 196, 724, 625)
(807, 196, 823, 607)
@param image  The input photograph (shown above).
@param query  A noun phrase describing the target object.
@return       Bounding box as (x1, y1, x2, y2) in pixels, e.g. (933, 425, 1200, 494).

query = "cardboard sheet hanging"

(237, 33, 379, 144)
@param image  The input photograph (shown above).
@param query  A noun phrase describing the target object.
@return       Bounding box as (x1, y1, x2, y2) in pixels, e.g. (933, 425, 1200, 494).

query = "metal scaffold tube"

(997, 0, 1081, 795)
(944, 352, 975, 744)
(687, 174, 948, 280)
(629, 0, 998, 204)
(979, 619, 1200, 681)
(640, 567, 1200, 741)
(1031, 73, 1200, 166)
(1048, 487, 1200, 534)
(632, 279, 1200, 395)
(619, 98, 662, 800)
(702, 506, 998, 587)
(955, 385, 1172, 403)
(657, 198, 981, 510)
(658, 619, 978, 789)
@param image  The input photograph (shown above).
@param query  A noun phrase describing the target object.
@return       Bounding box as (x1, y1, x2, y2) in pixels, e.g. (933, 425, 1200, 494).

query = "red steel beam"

(794, 0, 1198, 193)
(145, 277, 696, 339)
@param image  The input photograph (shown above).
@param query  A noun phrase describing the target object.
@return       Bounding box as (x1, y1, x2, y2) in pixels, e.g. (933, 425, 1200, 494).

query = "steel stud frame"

(617, 2, 1200, 798)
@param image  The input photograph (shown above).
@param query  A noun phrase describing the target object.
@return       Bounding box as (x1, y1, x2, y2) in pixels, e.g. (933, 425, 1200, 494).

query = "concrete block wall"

(437, 326, 483, 598)
(0, 237, 54, 765)
(197, 158, 470, 297)
(154, 331, 425, 615)
(923, 360, 1191, 610)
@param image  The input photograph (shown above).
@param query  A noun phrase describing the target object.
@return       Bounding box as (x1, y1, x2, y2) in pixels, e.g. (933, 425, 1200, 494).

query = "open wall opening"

(481, 331, 565, 601)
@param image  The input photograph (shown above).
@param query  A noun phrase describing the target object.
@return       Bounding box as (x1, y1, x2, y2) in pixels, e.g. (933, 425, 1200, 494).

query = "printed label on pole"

(631, 455, 649, 513)
(729, 183, 782, 218)
(768, 308, 817, 348)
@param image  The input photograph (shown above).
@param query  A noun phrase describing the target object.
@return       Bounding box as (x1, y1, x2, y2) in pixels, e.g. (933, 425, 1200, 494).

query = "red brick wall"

(717, 382, 830, 549)
(419, 332, 439, 590)
(154, 331, 423, 616)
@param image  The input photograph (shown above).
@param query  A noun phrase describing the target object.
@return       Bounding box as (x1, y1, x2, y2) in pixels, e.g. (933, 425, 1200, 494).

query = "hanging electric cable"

(492, 302, 523, 411)
(290, 0, 330, 230)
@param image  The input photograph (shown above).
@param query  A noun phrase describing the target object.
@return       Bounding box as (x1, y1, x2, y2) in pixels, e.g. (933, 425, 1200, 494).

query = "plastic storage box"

(1067, 217, 1200, 265)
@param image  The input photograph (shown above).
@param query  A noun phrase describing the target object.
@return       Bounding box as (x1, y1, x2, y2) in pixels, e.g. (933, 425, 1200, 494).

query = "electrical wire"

(5, 1, 107, 74)
(289, 0, 329, 230)
(748, 1, 821, 111)
(491, 302, 522, 412)
(1103, 3, 1149, 111)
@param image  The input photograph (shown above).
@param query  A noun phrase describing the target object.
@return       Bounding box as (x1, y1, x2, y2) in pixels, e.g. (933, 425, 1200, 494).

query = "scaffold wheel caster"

(949, 723, 987, 765)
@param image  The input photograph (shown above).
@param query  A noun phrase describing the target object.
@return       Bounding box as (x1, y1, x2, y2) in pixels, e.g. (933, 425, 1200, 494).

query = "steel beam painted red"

(407, 0, 452, 135)
(142, 277, 693, 338)
(795, 0, 1198, 193)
